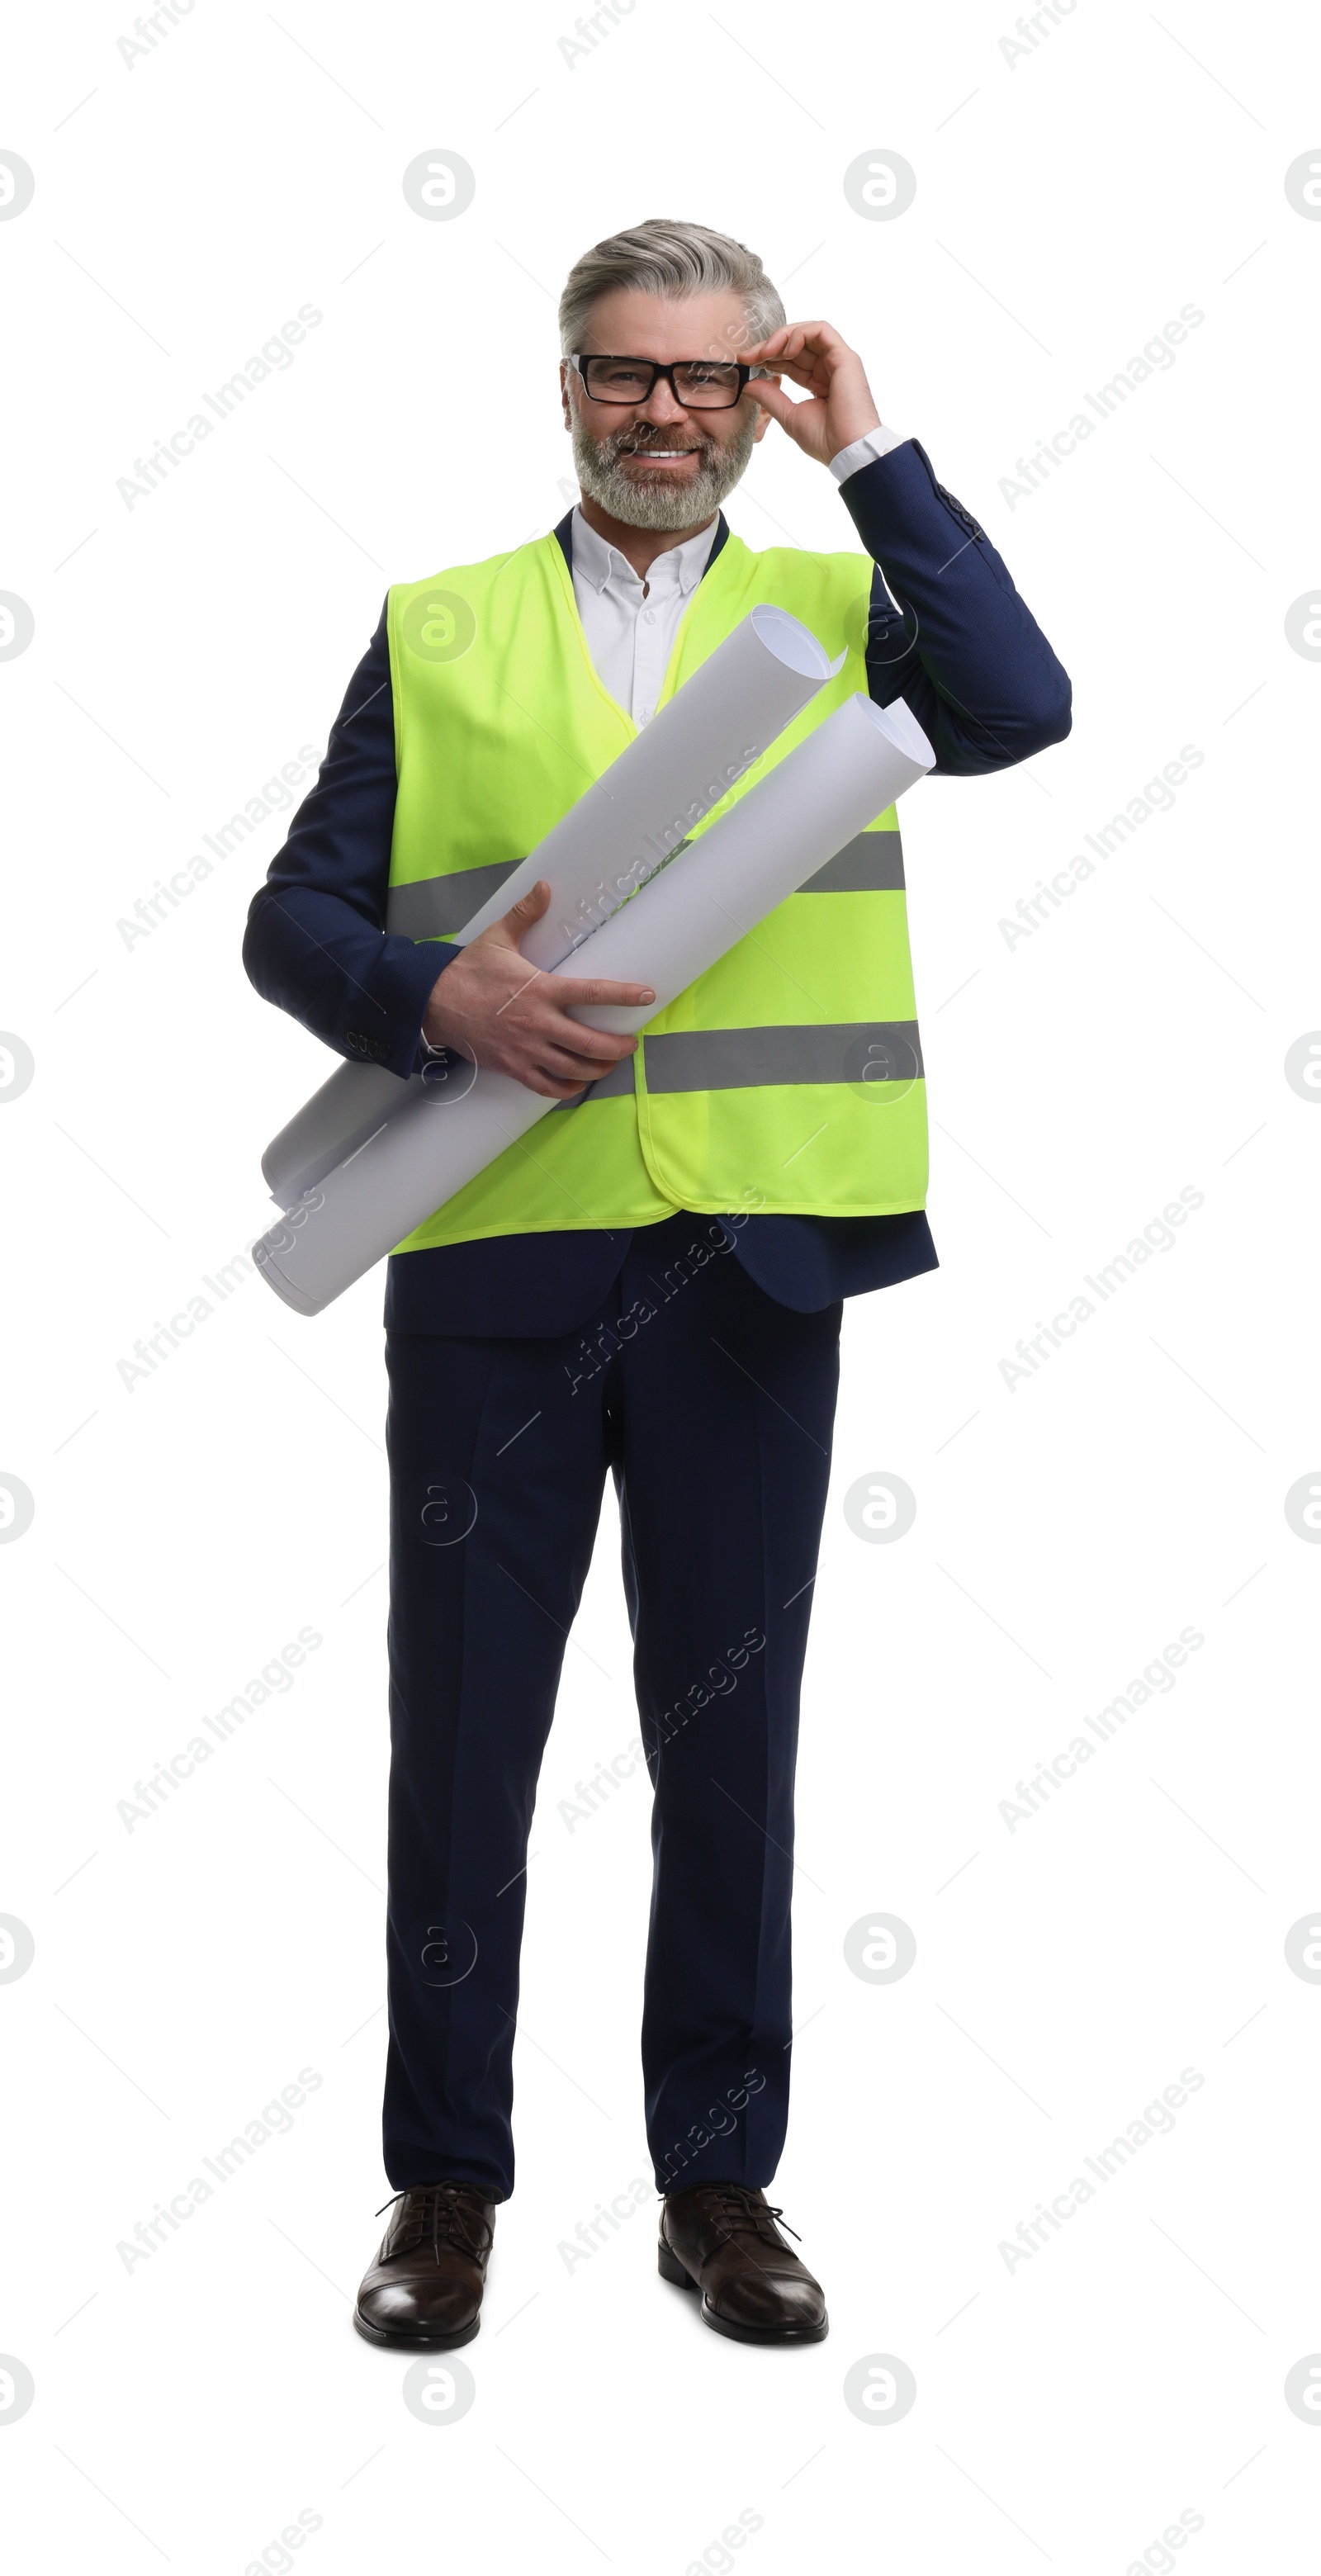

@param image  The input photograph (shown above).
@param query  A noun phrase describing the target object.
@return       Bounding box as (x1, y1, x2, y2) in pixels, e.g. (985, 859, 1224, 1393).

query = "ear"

(559, 356, 571, 430)
(750, 367, 781, 443)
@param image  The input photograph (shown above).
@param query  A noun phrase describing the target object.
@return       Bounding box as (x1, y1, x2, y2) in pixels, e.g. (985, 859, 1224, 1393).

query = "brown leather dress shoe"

(658, 2183, 828, 2343)
(353, 2181, 496, 2348)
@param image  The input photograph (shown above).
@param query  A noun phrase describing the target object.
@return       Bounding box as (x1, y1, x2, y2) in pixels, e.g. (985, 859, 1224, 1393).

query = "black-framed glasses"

(570, 353, 758, 410)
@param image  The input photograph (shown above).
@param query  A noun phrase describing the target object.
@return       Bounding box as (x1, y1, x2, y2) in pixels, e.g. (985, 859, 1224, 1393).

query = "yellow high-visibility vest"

(386, 526, 927, 1251)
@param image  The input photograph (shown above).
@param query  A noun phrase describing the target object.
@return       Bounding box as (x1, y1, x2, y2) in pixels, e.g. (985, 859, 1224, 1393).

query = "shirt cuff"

(829, 425, 907, 483)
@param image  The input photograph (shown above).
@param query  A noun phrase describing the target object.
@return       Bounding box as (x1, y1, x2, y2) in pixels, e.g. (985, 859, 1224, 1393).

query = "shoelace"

(696, 2185, 803, 2251)
(376, 2181, 494, 2264)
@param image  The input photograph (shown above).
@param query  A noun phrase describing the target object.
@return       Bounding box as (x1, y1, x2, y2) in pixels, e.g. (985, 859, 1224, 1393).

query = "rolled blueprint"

(262, 1061, 411, 1209)
(261, 605, 843, 1209)
(253, 690, 934, 1318)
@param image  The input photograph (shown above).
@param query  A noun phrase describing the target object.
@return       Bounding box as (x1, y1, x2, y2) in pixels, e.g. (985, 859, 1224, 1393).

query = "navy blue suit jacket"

(244, 441, 1071, 1334)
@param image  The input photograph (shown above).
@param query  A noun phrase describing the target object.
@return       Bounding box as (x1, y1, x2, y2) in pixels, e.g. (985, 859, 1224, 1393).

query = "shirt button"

(642, 609, 655, 623)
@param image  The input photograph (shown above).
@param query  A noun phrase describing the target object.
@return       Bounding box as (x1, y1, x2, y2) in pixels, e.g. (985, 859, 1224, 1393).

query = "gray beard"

(571, 412, 758, 531)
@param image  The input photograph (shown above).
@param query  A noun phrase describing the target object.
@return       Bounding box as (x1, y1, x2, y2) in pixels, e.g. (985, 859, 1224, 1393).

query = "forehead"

(578, 283, 750, 356)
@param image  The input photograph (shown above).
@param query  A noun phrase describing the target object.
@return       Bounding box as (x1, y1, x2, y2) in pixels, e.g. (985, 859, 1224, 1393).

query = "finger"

(743, 377, 800, 419)
(485, 878, 552, 946)
(770, 345, 834, 389)
(506, 1000, 640, 1054)
(523, 1069, 587, 1100)
(534, 985, 646, 1033)
(746, 375, 815, 418)
(531, 1050, 611, 1090)
(537, 1025, 639, 1068)
(508, 877, 552, 919)
(543, 1054, 628, 1087)
(780, 321, 846, 356)
(549, 975, 655, 1008)
(749, 344, 831, 398)
(752, 325, 811, 367)
(545, 1025, 637, 1059)
(767, 325, 841, 382)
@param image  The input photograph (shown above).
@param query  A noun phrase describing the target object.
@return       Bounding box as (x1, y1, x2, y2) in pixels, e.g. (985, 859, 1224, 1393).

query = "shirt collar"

(571, 504, 719, 598)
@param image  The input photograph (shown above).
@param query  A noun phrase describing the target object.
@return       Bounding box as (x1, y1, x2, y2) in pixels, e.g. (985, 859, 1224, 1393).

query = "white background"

(2, 1, 1320, 2568)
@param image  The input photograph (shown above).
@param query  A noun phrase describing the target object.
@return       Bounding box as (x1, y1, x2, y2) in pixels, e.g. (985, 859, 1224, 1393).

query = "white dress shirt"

(571, 423, 906, 725)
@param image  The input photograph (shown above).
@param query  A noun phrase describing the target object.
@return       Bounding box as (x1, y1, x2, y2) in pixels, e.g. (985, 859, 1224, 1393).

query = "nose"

(636, 374, 689, 427)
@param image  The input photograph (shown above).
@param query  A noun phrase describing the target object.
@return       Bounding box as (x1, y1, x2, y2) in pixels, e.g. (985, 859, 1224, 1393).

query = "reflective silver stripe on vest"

(642, 1022, 924, 1092)
(388, 831, 902, 938)
(800, 830, 905, 893)
(386, 859, 524, 939)
(553, 1023, 922, 1106)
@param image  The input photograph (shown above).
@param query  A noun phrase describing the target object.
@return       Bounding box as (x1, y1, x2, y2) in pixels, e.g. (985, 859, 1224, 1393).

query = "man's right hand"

(420, 879, 656, 1101)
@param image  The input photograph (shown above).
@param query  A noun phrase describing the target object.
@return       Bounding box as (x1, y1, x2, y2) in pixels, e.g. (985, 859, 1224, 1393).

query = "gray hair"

(558, 218, 785, 357)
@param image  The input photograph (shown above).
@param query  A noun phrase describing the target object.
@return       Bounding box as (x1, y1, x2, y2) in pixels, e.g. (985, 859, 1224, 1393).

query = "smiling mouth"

(619, 442, 704, 464)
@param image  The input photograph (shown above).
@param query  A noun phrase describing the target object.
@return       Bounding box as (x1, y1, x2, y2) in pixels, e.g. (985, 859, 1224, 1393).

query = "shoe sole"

(352, 2306, 481, 2350)
(657, 2241, 829, 2345)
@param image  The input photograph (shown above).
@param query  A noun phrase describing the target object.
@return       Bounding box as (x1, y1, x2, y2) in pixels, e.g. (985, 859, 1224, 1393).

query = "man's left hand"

(741, 321, 881, 467)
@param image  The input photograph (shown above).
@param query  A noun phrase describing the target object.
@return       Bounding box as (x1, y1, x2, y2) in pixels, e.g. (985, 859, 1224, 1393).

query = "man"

(244, 217, 1070, 2351)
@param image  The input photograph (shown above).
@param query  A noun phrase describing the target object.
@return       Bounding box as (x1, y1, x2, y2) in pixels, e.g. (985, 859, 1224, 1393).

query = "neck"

(574, 492, 717, 581)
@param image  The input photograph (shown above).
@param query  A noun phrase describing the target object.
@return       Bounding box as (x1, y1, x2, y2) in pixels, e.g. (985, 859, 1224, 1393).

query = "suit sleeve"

(242, 604, 462, 1079)
(839, 438, 1072, 776)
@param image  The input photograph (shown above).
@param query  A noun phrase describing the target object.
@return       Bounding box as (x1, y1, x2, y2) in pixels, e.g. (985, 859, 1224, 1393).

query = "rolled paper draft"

(253, 691, 934, 1318)
(260, 605, 842, 1207)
